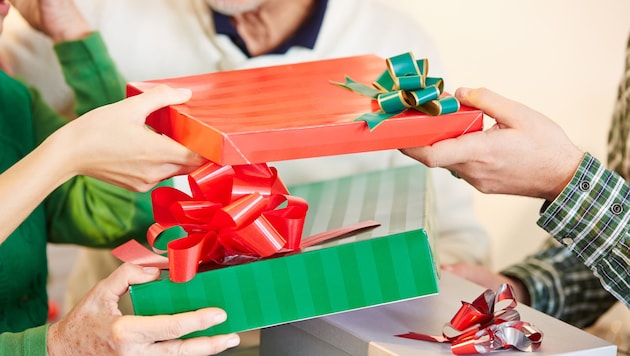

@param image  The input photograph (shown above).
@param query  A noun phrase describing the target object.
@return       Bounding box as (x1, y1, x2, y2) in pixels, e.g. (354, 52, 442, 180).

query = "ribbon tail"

(112, 239, 170, 269)
(396, 332, 448, 343)
(330, 76, 381, 98)
(300, 220, 380, 248)
(355, 111, 399, 130)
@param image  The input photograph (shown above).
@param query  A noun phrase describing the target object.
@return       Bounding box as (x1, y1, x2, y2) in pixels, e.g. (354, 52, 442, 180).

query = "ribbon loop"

(113, 161, 307, 282)
(332, 52, 460, 130)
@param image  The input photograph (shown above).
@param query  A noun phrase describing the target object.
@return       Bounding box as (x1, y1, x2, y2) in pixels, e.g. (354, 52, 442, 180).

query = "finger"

(455, 87, 538, 129)
(123, 307, 229, 342)
(150, 333, 240, 356)
(401, 129, 488, 167)
(149, 131, 207, 166)
(124, 85, 192, 118)
(97, 263, 161, 298)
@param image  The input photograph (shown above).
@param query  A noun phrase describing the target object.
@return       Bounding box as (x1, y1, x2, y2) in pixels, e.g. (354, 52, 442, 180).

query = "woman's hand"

(0, 85, 205, 242)
(53, 84, 207, 192)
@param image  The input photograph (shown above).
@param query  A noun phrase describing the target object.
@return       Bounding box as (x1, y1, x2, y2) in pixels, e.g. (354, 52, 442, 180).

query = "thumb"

(97, 263, 161, 299)
(455, 87, 533, 129)
(123, 85, 192, 118)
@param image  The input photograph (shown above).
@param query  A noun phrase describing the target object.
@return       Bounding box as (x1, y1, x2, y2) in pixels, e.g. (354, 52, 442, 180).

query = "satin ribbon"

(396, 284, 543, 354)
(115, 162, 308, 283)
(331, 52, 460, 130)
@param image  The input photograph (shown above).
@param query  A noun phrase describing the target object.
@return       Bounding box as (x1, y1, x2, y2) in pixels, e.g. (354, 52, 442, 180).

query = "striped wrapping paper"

(130, 164, 439, 337)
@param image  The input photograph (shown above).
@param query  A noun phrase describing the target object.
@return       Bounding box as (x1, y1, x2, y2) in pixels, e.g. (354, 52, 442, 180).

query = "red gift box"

(127, 55, 483, 165)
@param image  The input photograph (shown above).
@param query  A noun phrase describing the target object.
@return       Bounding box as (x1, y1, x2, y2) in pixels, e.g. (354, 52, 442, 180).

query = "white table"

(260, 271, 616, 355)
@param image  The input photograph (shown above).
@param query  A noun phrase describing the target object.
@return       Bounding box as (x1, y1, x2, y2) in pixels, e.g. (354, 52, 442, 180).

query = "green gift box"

(129, 164, 439, 337)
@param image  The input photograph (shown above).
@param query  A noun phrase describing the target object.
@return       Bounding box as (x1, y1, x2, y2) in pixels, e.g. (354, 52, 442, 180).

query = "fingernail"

(176, 88, 192, 96)
(455, 87, 470, 99)
(213, 311, 227, 324)
(142, 266, 159, 274)
(226, 335, 240, 348)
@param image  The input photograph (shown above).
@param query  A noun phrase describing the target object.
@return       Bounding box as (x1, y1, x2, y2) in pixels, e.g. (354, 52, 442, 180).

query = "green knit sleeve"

(0, 324, 48, 356)
(54, 31, 126, 116)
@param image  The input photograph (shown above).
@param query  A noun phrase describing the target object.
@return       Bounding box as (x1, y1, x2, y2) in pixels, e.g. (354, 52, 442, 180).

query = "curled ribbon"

(396, 284, 543, 354)
(331, 52, 460, 130)
(115, 162, 308, 283)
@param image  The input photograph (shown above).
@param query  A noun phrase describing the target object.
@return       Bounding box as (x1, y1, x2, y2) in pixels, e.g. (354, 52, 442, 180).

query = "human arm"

(47, 263, 239, 355)
(535, 154, 629, 306)
(402, 87, 629, 305)
(8, 0, 189, 247)
(0, 85, 205, 244)
(0, 263, 239, 356)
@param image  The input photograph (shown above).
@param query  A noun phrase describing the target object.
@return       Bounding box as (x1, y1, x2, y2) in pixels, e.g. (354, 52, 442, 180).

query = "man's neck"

(230, 0, 315, 56)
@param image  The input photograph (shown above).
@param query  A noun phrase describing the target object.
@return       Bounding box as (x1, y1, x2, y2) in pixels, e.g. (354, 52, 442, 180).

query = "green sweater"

(0, 33, 155, 354)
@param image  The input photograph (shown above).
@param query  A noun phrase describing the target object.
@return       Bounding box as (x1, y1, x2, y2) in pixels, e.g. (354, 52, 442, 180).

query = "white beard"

(205, 0, 265, 15)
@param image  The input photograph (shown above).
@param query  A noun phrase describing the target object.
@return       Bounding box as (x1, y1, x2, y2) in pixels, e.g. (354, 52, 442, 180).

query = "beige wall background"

(389, 0, 630, 270)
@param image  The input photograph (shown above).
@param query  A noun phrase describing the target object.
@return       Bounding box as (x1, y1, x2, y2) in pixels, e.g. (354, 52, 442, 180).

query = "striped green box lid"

(130, 164, 439, 337)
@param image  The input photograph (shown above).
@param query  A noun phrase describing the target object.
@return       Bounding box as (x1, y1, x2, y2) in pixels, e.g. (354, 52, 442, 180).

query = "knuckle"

(163, 319, 185, 339)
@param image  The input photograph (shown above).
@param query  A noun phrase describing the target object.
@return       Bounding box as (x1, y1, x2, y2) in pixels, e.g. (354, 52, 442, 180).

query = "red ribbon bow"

(117, 162, 308, 283)
(396, 284, 543, 354)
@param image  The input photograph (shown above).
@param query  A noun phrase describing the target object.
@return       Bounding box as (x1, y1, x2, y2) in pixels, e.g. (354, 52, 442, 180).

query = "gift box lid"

(127, 55, 483, 165)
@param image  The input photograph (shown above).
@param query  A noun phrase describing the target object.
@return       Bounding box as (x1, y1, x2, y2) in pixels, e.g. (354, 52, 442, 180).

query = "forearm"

(538, 153, 630, 307)
(0, 132, 75, 243)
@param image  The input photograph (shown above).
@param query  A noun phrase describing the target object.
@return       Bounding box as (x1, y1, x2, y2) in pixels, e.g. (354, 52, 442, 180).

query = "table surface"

(261, 271, 617, 356)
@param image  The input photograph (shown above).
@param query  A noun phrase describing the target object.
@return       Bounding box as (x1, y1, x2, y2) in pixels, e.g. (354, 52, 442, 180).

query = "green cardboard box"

(129, 164, 439, 337)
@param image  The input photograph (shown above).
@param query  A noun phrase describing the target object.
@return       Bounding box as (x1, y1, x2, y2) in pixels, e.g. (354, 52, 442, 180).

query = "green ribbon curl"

(332, 52, 460, 130)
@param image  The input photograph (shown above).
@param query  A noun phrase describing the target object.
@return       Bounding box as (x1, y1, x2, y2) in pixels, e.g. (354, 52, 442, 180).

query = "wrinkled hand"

(442, 263, 531, 305)
(52, 84, 207, 192)
(401, 87, 584, 202)
(47, 263, 240, 356)
(8, 0, 90, 42)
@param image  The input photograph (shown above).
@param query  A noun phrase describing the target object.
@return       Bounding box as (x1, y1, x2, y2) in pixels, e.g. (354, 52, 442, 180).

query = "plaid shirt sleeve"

(538, 153, 629, 307)
(502, 35, 630, 328)
(501, 238, 619, 327)
(502, 154, 628, 326)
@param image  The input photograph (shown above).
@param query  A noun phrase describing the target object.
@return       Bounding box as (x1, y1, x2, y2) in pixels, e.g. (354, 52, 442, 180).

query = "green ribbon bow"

(332, 52, 460, 130)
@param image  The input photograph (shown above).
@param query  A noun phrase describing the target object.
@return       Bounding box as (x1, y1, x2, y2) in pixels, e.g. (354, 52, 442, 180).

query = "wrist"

(38, 129, 79, 184)
(50, 19, 91, 43)
(46, 322, 68, 356)
(544, 149, 584, 202)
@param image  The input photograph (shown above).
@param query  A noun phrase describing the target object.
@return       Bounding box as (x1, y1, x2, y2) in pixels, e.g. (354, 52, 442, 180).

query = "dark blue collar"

(212, 0, 328, 57)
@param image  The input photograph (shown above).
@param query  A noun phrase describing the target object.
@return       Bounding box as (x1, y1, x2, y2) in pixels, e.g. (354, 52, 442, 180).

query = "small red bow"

(397, 284, 543, 354)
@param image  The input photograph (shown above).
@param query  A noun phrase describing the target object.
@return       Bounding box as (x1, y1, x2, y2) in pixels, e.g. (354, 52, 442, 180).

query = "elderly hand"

(8, 0, 91, 42)
(46, 263, 240, 355)
(442, 263, 531, 305)
(401, 87, 584, 202)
